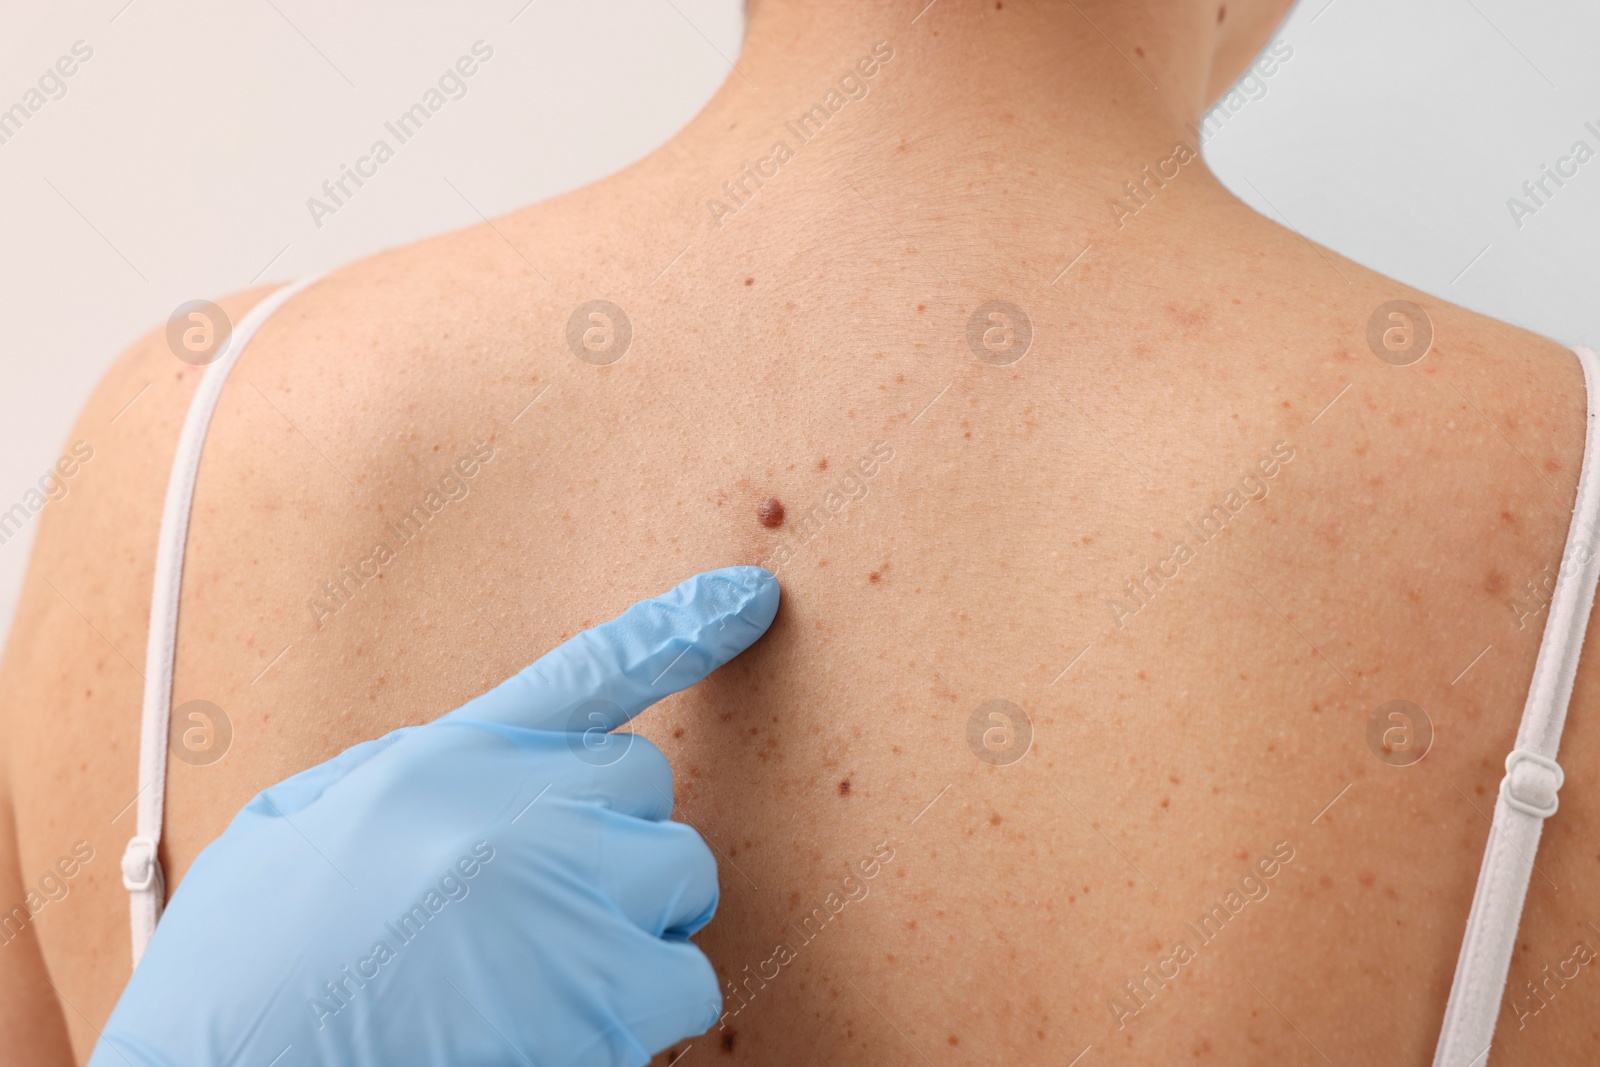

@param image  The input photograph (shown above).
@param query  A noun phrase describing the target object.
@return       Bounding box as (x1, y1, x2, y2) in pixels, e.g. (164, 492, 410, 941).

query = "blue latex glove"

(90, 566, 779, 1067)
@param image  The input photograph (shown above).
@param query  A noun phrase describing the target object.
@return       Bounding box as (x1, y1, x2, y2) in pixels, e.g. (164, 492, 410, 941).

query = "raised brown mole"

(757, 497, 785, 528)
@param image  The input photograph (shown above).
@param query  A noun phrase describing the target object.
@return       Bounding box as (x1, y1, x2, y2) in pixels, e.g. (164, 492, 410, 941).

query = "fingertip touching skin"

(448, 566, 780, 731)
(89, 567, 776, 1067)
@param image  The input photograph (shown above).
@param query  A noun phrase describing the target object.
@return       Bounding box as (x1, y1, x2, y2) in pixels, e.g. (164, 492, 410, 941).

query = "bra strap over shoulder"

(1432, 346, 1600, 1066)
(126, 276, 320, 970)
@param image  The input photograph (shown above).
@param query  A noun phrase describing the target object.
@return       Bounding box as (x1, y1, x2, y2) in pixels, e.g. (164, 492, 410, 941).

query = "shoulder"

(1215, 187, 1586, 471)
(0, 282, 284, 1053)
(0, 285, 280, 741)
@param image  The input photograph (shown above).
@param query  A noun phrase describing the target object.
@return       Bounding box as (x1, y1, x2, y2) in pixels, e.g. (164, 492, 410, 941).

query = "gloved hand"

(90, 566, 779, 1067)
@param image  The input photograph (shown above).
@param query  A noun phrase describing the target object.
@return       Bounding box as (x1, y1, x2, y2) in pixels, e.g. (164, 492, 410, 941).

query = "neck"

(739, 0, 1228, 123)
(654, 0, 1258, 225)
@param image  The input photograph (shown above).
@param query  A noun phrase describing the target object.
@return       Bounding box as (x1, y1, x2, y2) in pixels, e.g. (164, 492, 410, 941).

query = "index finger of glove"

(441, 566, 778, 732)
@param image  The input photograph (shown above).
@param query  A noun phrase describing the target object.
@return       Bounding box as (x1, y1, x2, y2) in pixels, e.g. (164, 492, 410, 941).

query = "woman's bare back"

(5, 3, 1599, 1063)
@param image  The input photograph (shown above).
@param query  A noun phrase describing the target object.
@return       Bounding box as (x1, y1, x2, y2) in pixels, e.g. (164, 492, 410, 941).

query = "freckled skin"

(9, 5, 1598, 1067)
(758, 497, 785, 528)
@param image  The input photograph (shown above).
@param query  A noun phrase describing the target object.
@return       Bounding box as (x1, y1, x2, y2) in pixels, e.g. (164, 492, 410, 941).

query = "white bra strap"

(124, 277, 319, 969)
(1433, 345, 1600, 1066)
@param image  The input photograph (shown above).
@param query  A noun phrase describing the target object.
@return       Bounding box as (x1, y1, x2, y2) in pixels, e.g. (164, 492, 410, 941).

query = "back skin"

(4, 1, 1599, 1062)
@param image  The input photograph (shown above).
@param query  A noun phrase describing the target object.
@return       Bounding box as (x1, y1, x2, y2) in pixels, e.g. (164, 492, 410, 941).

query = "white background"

(0, 0, 1596, 645)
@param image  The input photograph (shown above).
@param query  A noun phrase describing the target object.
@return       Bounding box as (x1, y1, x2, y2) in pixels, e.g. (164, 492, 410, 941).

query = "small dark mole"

(673, 727, 685, 739)
(869, 571, 881, 583)
(722, 1031, 737, 1053)
(839, 778, 852, 796)
(1217, 4, 1226, 22)
(917, 304, 926, 312)
(1134, 46, 1144, 57)
(744, 277, 754, 286)
(818, 457, 828, 470)
(989, 812, 1002, 826)
(949, 1034, 961, 1046)
(758, 497, 785, 528)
